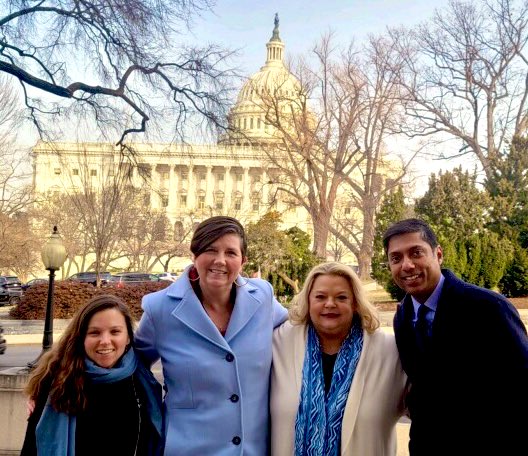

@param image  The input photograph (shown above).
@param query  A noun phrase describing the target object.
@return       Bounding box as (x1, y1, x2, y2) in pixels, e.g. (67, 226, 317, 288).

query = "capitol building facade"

(31, 18, 319, 272)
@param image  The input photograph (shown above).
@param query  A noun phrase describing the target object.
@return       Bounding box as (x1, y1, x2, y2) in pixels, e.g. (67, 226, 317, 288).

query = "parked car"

(0, 275, 23, 306)
(0, 325, 5, 355)
(109, 272, 161, 288)
(21, 278, 48, 291)
(66, 272, 112, 286)
(156, 272, 178, 282)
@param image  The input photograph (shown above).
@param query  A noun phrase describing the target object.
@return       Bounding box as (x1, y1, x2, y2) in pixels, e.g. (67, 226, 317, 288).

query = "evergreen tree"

(415, 166, 490, 242)
(500, 245, 528, 297)
(485, 136, 528, 296)
(371, 187, 409, 300)
(486, 135, 528, 248)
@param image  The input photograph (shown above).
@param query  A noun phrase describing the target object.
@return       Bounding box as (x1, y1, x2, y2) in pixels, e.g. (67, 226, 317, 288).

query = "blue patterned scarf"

(35, 349, 138, 456)
(294, 318, 363, 455)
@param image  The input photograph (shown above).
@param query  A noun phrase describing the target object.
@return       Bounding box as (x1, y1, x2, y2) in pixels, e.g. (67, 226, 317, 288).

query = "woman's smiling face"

(84, 308, 130, 368)
(308, 274, 355, 348)
(193, 233, 246, 292)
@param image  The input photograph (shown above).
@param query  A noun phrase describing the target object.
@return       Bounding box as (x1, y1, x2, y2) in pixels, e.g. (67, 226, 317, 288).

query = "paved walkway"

(2, 305, 527, 456)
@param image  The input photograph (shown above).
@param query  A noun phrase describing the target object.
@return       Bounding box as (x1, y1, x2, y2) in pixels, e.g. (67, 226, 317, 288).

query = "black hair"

(382, 218, 439, 256)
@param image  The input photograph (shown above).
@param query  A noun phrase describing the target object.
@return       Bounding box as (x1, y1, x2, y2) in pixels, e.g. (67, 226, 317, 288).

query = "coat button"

(230, 394, 239, 403)
(232, 436, 241, 445)
(225, 353, 234, 362)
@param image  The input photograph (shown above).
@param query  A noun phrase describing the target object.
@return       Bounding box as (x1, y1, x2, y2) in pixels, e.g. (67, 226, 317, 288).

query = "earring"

(189, 266, 200, 282)
(234, 273, 249, 287)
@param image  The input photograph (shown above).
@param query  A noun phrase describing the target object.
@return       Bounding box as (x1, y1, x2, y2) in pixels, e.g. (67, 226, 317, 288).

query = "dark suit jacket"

(394, 269, 528, 456)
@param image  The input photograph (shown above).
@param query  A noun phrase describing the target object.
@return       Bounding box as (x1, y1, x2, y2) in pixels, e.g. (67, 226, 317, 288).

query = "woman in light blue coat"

(135, 216, 288, 455)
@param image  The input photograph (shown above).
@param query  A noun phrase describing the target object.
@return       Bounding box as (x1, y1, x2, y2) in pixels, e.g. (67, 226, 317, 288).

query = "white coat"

(271, 321, 407, 456)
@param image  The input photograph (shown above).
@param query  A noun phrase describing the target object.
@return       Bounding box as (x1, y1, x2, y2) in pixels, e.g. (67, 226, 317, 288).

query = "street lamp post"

(27, 226, 67, 369)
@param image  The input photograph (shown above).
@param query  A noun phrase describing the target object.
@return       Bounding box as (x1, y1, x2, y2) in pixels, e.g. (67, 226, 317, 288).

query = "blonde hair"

(289, 262, 380, 333)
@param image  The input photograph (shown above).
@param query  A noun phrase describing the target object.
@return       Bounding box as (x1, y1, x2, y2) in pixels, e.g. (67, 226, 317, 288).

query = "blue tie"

(415, 304, 432, 351)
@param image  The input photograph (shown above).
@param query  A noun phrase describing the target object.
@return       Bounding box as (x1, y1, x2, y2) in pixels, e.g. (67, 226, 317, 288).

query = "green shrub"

(499, 246, 528, 297)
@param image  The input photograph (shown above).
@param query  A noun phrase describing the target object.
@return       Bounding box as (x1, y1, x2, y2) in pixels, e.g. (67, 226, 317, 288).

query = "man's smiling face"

(387, 231, 443, 304)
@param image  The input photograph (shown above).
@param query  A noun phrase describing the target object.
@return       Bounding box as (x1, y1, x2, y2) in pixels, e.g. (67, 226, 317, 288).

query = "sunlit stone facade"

(32, 18, 313, 239)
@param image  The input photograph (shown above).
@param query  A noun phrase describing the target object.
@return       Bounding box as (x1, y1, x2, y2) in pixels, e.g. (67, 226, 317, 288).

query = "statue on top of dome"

(271, 13, 281, 41)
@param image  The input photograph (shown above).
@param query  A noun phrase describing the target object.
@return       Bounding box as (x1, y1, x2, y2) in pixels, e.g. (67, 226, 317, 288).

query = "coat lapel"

(165, 272, 264, 348)
(340, 329, 370, 453)
(166, 272, 229, 349)
(224, 280, 262, 342)
(293, 324, 308, 391)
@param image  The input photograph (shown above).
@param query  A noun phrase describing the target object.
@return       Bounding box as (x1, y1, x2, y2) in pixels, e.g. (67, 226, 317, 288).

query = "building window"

(90, 169, 97, 177)
(215, 200, 223, 210)
(181, 171, 188, 182)
(153, 219, 166, 242)
(54, 168, 61, 175)
(198, 195, 205, 209)
(243, 118, 247, 129)
(217, 173, 224, 181)
(179, 194, 187, 207)
(161, 193, 169, 207)
(257, 118, 261, 129)
(174, 221, 184, 241)
(250, 118, 254, 129)
(252, 201, 260, 212)
(199, 173, 206, 182)
(344, 207, 351, 215)
(162, 171, 169, 180)
(72, 168, 79, 176)
(234, 198, 242, 211)
(236, 174, 243, 182)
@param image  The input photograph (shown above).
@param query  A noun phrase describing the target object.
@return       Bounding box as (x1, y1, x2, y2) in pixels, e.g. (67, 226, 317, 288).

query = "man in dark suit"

(383, 218, 528, 456)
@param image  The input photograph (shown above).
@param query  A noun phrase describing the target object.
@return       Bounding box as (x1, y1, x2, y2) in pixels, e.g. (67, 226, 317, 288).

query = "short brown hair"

(191, 216, 247, 258)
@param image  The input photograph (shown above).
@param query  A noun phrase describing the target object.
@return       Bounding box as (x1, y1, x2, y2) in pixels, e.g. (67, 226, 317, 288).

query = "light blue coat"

(134, 268, 288, 455)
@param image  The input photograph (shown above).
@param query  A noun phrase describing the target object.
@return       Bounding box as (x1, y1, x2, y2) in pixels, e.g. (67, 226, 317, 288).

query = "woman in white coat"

(135, 216, 288, 455)
(271, 262, 407, 456)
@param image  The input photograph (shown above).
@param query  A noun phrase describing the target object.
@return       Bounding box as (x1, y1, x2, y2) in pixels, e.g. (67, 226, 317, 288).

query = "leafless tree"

(253, 33, 413, 277)
(389, 0, 528, 179)
(119, 208, 193, 272)
(0, 75, 37, 277)
(0, 0, 236, 146)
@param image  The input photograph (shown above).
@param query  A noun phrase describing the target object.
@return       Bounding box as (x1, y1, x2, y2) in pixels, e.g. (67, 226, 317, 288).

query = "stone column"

(187, 165, 195, 209)
(224, 166, 232, 210)
(205, 165, 213, 208)
(242, 167, 250, 212)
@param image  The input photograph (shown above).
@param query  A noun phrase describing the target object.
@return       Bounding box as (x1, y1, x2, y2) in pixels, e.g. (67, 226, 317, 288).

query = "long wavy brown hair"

(24, 294, 135, 414)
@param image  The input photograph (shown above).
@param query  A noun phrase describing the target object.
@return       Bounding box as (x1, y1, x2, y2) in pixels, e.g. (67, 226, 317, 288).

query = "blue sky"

(189, 0, 450, 76)
(186, 0, 459, 196)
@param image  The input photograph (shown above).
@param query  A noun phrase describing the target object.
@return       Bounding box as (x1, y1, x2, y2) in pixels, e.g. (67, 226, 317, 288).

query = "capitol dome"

(221, 14, 304, 146)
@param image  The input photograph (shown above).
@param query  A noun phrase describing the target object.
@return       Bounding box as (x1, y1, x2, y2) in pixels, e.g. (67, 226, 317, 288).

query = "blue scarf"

(35, 349, 143, 456)
(294, 318, 363, 456)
